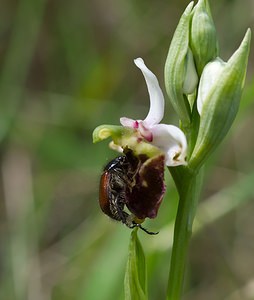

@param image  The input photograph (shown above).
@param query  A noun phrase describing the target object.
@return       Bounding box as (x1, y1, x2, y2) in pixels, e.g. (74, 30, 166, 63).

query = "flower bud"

(182, 48, 199, 94)
(189, 29, 251, 170)
(190, 0, 219, 76)
(164, 2, 197, 125)
(196, 58, 225, 115)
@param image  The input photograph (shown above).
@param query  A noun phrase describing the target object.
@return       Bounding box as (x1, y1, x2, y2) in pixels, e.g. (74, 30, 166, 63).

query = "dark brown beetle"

(99, 150, 159, 235)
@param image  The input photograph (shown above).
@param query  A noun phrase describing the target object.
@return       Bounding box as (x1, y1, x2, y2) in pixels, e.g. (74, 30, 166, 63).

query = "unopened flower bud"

(190, 0, 219, 76)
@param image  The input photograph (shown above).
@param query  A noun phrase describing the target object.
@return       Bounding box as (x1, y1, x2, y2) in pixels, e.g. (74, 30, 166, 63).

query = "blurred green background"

(0, 0, 253, 299)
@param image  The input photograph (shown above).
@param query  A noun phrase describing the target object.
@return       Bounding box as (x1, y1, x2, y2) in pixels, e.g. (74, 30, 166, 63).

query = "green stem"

(166, 167, 204, 300)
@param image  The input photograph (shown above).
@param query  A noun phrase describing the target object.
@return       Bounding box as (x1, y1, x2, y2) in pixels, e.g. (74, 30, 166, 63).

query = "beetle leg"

(129, 222, 159, 235)
(109, 192, 128, 223)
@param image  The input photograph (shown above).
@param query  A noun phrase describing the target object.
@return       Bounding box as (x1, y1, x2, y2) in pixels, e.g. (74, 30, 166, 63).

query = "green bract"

(164, 2, 196, 125)
(190, 0, 219, 76)
(189, 29, 251, 170)
(124, 229, 147, 300)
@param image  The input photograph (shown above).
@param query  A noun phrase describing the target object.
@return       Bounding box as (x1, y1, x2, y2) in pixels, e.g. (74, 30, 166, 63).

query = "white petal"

(134, 58, 165, 126)
(151, 124, 187, 166)
(120, 117, 138, 128)
(197, 57, 226, 115)
(183, 48, 198, 94)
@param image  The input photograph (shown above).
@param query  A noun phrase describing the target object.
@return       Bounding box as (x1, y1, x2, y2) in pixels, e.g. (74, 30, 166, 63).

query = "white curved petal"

(120, 117, 138, 128)
(134, 58, 165, 126)
(197, 57, 226, 115)
(151, 124, 187, 166)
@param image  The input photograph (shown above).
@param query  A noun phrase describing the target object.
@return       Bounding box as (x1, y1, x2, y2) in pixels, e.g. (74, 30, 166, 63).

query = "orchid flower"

(120, 58, 187, 166)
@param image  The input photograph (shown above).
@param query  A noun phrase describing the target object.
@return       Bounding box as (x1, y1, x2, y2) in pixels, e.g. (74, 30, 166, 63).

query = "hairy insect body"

(99, 151, 158, 235)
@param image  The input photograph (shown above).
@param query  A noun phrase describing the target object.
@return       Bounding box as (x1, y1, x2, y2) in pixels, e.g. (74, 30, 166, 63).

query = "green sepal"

(164, 2, 194, 125)
(189, 29, 251, 170)
(124, 228, 147, 300)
